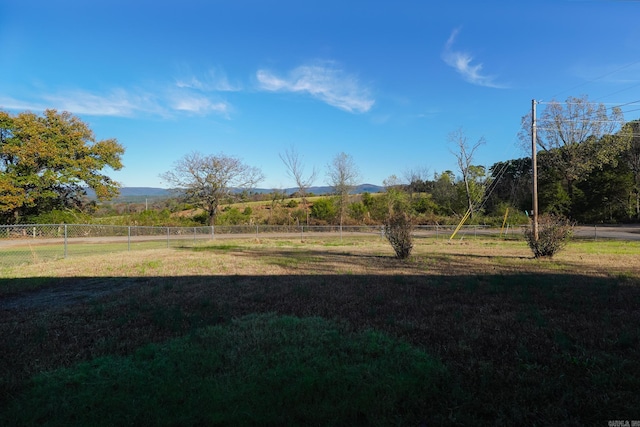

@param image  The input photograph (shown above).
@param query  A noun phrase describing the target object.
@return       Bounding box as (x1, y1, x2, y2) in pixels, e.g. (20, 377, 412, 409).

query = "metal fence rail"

(0, 223, 516, 267)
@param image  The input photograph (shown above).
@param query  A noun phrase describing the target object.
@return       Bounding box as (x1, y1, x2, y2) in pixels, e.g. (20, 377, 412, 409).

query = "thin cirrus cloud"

(0, 85, 232, 118)
(442, 28, 508, 89)
(169, 92, 231, 116)
(175, 67, 242, 92)
(256, 61, 375, 113)
(0, 89, 159, 117)
(43, 89, 162, 117)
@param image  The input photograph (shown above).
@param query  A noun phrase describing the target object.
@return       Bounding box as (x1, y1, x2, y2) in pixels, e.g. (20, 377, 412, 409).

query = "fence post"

(594, 225, 597, 241)
(256, 225, 259, 239)
(64, 224, 68, 258)
(211, 225, 215, 240)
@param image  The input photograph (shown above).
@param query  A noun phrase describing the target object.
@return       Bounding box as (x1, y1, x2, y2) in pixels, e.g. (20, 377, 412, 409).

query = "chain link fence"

(0, 223, 515, 267)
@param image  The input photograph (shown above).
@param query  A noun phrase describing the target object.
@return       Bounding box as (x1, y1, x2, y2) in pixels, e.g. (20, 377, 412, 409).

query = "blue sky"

(2, 0, 640, 189)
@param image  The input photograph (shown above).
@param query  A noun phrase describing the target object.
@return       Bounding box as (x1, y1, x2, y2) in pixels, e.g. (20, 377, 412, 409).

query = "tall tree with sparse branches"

(449, 127, 486, 218)
(160, 152, 264, 226)
(326, 152, 360, 228)
(279, 145, 317, 225)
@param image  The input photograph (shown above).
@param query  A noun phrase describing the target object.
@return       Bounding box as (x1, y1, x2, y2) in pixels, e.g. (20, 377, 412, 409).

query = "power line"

(594, 84, 640, 104)
(548, 59, 640, 100)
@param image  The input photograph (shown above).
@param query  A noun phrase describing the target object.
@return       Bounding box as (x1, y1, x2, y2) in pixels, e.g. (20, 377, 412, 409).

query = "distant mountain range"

(87, 184, 384, 201)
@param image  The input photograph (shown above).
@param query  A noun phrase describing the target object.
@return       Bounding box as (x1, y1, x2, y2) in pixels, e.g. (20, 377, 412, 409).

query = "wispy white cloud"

(169, 92, 231, 117)
(256, 61, 375, 113)
(43, 89, 163, 117)
(442, 28, 508, 89)
(0, 96, 47, 112)
(0, 85, 233, 119)
(175, 67, 242, 92)
(0, 89, 160, 117)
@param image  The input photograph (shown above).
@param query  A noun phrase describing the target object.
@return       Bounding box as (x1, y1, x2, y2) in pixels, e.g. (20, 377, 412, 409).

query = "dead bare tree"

(279, 146, 317, 225)
(449, 128, 486, 218)
(160, 151, 264, 226)
(327, 152, 360, 229)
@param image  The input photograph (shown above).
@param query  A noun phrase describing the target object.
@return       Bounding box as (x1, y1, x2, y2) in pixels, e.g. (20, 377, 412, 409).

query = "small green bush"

(310, 197, 336, 222)
(524, 214, 573, 258)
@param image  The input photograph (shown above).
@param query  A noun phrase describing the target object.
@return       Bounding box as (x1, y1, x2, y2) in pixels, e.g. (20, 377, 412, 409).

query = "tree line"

(1, 95, 639, 226)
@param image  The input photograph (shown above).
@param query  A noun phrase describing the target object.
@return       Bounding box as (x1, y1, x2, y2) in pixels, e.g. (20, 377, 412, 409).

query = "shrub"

(23, 209, 91, 225)
(384, 211, 414, 259)
(310, 197, 336, 222)
(348, 201, 367, 223)
(524, 214, 573, 258)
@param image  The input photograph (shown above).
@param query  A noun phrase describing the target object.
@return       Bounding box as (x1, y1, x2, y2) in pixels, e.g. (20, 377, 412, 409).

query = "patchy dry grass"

(1, 237, 640, 424)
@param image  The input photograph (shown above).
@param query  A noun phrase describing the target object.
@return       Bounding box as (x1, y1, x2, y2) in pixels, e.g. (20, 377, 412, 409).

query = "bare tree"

(403, 166, 430, 200)
(279, 146, 317, 225)
(449, 128, 486, 218)
(327, 152, 360, 228)
(160, 151, 264, 226)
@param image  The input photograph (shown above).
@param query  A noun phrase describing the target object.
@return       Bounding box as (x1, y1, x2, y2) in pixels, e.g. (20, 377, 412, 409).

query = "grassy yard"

(1, 237, 640, 425)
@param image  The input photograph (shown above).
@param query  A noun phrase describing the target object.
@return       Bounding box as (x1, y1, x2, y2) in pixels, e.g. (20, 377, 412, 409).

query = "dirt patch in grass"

(2, 238, 640, 424)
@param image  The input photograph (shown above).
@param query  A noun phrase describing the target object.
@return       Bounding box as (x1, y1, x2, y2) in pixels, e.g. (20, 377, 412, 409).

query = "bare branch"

(160, 151, 264, 225)
(279, 145, 317, 224)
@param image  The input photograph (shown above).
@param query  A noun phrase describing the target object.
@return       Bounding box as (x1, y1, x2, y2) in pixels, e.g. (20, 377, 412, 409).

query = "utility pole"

(531, 99, 539, 241)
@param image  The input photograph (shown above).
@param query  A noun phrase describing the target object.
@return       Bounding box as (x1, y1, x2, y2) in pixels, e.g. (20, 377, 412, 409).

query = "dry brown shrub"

(384, 211, 414, 259)
(524, 214, 573, 258)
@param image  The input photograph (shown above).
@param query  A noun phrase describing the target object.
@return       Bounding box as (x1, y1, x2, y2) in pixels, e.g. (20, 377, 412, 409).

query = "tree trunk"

(208, 202, 217, 226)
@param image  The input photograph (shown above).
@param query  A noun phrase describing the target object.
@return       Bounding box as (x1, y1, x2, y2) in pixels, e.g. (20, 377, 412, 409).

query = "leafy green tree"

(361, 192, 375, 209)
(411, 194, 436, 215)
(520, 95, 629, 216)
(430, 171, 460, 216)
(623, 120, 640, 220)
(537, 151, 571, 215)
(310, 197, 337, 223)
(573, 160, 633, 223)
(382, 175, 409, 217)
(348, 201, 367, 223)
(217, 207, 250, 225)
(0, 109, 124, 223)
(486, 158, 532, 214)
(160, 152, 264, 226)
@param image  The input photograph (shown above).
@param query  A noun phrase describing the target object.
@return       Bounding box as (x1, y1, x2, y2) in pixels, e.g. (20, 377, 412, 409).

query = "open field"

(1, 237, 640, 425)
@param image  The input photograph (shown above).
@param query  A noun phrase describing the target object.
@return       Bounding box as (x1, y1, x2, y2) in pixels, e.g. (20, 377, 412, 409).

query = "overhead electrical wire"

(547, 59, 640, 100)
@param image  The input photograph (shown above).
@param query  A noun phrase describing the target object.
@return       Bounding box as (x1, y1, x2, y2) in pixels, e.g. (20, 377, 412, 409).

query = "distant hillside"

(86, 184, 384, 201)
(284, 184, 384, 195)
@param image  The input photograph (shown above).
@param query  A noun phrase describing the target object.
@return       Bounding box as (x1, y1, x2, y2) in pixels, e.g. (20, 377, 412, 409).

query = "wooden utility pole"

(531, 99, 539, 241)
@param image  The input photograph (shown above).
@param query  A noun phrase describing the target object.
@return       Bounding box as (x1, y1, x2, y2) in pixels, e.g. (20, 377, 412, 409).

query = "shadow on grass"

(1, 271, 640, 425)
